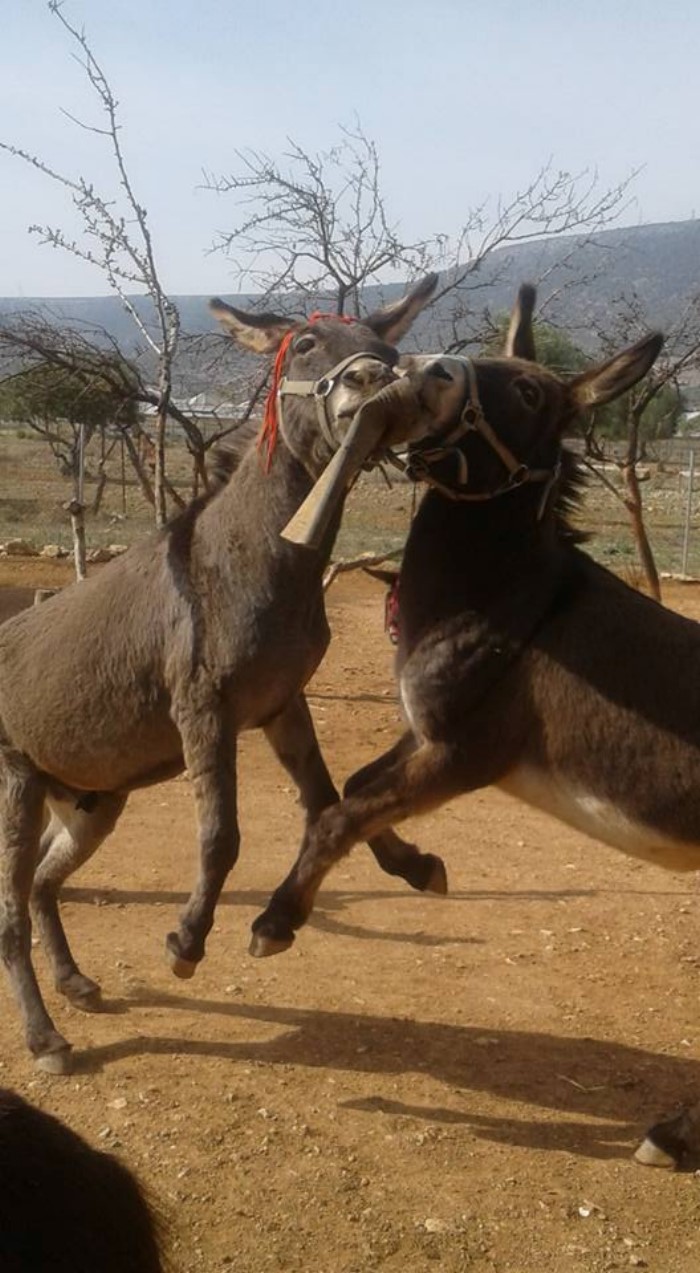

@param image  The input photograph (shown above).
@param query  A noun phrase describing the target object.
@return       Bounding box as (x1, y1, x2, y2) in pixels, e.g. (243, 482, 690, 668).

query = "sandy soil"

(1, 560, 700, 1272)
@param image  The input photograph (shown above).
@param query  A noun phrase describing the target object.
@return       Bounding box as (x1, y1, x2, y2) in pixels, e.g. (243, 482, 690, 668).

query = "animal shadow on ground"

(78, 989, 700, 1166)
(62, 882, 597, 949)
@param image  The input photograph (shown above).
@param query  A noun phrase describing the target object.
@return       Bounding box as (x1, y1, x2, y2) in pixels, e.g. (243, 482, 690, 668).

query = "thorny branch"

(208, 125, 637, 354)
(205, 122, 434, 314)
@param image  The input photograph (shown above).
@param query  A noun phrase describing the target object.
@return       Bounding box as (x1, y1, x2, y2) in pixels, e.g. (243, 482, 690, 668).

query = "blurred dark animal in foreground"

(0, 1088, 165, 1272)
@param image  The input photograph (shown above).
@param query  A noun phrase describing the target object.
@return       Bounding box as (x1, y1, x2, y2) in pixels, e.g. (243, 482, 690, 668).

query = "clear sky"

(1, 0, 698, 297)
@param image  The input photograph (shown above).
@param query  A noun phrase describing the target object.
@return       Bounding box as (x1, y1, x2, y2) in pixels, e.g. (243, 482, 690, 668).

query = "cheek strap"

(279, 351, 395, 450)
(406, 357, 560, 516)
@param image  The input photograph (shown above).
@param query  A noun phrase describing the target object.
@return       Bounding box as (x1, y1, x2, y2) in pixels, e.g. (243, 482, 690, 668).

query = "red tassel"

(258, 313, 356, 471)
(258, 329, 295, 472)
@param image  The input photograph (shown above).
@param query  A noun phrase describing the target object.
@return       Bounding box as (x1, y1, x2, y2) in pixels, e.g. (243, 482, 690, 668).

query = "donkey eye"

(516, 378, 543, 411)
(294, 335, 316, 354)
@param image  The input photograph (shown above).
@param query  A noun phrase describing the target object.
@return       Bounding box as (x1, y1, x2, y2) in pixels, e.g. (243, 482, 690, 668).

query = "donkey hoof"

(249, 930, 295, 958)
(165, 933, 199, 979)
(71, 987, 103, 1013)
(634, 1136, 679, 1169)
(60, 975, 103, 1012)
(166, 950, 198, 980)
(35, 1045, 73, 1076)
(424, 855, 448, 896)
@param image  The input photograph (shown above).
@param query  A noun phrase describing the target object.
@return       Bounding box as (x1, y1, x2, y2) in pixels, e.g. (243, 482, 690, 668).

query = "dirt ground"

(2, 558, 700, 1273)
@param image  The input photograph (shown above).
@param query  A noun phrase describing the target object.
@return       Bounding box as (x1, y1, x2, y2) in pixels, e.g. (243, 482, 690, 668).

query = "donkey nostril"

(428, 361, 454, 382)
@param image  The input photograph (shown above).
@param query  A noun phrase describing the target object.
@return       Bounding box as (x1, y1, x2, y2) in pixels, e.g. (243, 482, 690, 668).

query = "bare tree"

(0, 1, 185, 526)
(431, 165, 638, 353)
(0, 314, 187, 510)
(583, 289, 700, 598)
(0, 351, 140, 579)
(208, 130, 636, 346)
(205, 123, 434, 315)
(0, 309, 278, 514)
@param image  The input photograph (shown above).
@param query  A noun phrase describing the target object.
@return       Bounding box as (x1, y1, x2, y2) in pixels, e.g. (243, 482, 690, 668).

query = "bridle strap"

(278, 351, 393, 451)
(278, 378, 337, 451)
(407, 356, 559, 516)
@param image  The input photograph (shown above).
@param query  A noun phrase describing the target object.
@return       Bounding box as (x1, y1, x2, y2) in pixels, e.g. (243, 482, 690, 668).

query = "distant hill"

(478, 218, 700, 342)
(2, 218, 699, 392)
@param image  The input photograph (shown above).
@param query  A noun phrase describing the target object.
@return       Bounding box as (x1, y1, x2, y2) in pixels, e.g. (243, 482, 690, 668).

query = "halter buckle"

(460, 403, 480, 430)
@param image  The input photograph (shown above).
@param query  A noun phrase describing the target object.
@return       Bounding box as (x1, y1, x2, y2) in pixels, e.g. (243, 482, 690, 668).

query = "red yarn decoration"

(258, 312, 357, 471)
(258, 329, 296, 472)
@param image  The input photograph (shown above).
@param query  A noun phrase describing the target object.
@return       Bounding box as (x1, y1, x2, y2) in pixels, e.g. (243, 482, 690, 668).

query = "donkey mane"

(159, 417, 261, 549)
(208, 417, 260, 488)
(553, 447, 588, 544)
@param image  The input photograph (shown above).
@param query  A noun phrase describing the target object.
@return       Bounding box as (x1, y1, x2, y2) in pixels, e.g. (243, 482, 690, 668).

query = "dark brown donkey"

(0, 276, 449, 1073)
(0, 1089, 164, 1272)
(250, 288, 700, 1166)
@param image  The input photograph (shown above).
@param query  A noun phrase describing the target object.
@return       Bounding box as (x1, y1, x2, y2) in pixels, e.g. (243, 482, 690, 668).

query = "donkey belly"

(499, 764, 700, 872)
(3, 694, 182, 794)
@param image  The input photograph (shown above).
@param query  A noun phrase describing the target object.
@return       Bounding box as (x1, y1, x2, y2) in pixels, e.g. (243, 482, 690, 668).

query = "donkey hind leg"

(635, 1100, 700, 1170)
(345, 732, 447, 895)
(0, 759, 72, 1072)
(32, 792, 126, 1012)
(251, 739, 462, 956)
(166, 707, 239, 979)
(264, 699, 447, 896)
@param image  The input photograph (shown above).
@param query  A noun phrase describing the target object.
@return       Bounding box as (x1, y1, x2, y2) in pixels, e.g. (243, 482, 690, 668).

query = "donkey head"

(402, 285, 663, 507)
(211, 275, 437, 478)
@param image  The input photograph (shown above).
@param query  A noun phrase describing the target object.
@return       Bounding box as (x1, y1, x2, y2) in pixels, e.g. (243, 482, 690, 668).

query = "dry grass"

(3, 429, 700, 578)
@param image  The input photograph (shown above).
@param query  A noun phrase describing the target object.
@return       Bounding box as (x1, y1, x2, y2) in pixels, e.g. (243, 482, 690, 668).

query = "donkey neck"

(198, 435, 343, 571)
(400, 486, 567, 638)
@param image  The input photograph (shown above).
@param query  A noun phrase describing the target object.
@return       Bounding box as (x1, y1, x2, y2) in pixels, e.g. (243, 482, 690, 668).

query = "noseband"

(260, 314, 396, 470)
(278, 349, 394, 451)
(406, 358, 561, 517)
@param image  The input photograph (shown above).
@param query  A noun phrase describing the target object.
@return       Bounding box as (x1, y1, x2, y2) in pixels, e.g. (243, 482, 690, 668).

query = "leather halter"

(277, 351, 395, 451)
(406, 357, 561, 518)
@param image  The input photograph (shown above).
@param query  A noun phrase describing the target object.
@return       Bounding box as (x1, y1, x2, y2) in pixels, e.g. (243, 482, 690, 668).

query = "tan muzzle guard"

(280, 377, 422, 551)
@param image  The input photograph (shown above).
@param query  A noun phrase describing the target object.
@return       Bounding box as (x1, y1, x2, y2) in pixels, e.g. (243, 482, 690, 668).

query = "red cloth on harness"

(385, 577, 400, 645)
(258, 312, 357, 471)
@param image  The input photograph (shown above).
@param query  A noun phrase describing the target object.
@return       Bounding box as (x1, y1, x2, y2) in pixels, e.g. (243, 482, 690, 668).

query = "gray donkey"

(0, 275, 447, 1072)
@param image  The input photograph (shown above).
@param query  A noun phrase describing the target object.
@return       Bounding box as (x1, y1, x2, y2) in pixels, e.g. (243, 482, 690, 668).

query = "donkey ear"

(364, 273, 438, 344)
(504, 283, 537, 361)
(210, 299, 298, 354)
(569, 332, 664, 408)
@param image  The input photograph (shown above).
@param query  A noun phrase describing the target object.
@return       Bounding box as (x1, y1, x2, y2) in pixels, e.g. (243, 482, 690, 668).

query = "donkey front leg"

(251, 738, 462, 956)
(32, 791, 126, 1011)
(264, 700, 446, 896)
(0, 759, 72, 1072)
(166, 703, 239, 979)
